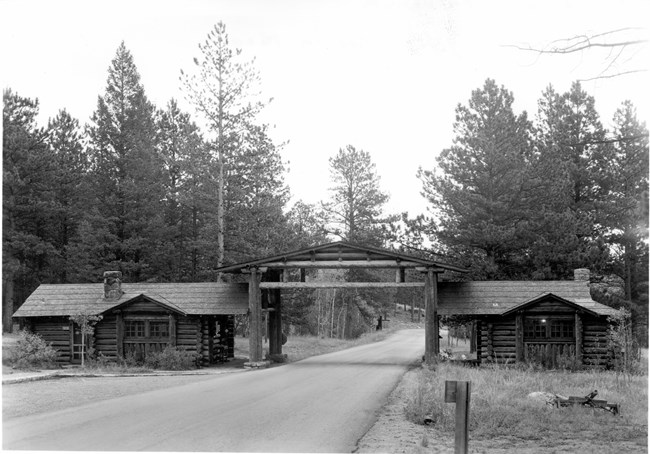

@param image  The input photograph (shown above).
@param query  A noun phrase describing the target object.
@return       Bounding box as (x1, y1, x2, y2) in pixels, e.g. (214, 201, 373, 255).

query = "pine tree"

(45, 109, 90, 282)
(603, 101, 649, 302)
(154, 99, 210, 280)
(86, 42, 164, 281)
(223, 123, 290, 262)
(418, 79, 535, 278)
(530, 82, 612, 278)
(321, 144, 392, 246)
(2, 89, 57, 331)
(181, 22, 268, 271)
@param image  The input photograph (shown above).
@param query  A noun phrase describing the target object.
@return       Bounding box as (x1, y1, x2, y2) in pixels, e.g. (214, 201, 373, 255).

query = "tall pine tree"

(181, 22, 268, 271)
(85, 42, 163, 281)
(321, 145, 392, 246)
(419, 79, 535, 278)
(3, 90, 57, 330)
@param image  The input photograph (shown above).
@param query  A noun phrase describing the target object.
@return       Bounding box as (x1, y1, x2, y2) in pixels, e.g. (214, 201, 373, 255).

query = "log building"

(438, 269, 618, 367)
(12, 272, 247, 366)
(13, 242, 616, 369)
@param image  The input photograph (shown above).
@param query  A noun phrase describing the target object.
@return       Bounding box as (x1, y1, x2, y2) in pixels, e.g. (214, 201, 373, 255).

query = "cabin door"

(71, 323, 84, 364)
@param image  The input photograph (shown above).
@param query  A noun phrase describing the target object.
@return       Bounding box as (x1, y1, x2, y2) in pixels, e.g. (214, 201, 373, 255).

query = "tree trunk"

(3, 277, 15, 333)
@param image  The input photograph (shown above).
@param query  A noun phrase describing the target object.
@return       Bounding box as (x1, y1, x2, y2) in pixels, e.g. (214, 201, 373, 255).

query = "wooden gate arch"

(215, 241, 467, 365)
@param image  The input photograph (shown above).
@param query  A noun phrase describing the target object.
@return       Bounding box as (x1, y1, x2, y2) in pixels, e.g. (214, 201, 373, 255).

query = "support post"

(444, 380, 471, 454)
(169, 314, 177, 347)
(115, 311, 124, 358)
(455, 381, 471, 454)
(424, 268, 439, 365)
(248, 267, 263, 363)
(515, 312, 524, 363)
(268, 270, 283, 358)
(575, 312, 583, 366)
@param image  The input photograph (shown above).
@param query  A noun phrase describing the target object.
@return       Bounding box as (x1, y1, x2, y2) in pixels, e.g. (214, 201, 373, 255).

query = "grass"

(404, 359, 648, 446)
(234, 329, 396, 363)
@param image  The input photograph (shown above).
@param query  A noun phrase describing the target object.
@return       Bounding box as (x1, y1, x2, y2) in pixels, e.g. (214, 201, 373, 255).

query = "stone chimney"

(573, 268, 590, 282)
(104, 271, 123, 299)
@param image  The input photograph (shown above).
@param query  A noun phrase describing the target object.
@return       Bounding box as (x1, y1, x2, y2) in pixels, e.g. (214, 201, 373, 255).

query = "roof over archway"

(216, 241, 467, 274)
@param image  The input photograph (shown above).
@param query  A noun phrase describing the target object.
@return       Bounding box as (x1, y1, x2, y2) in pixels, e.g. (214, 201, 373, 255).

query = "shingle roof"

(13, 283, 249, 318)
(438, 280, 617, 316)
(216, 241, 468, 273)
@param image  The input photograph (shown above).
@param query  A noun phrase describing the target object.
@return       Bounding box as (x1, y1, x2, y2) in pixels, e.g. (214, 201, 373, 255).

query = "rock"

(243, 360, 271, 369)
(527, 391, 563, 407)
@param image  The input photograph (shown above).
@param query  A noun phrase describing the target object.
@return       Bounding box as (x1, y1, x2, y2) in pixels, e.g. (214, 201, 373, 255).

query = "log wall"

(24, 301, 236, 365)
(480, 317, 516, 363)
(31, 317, 71, 364)
(480, 311, 611, 368)
(581, 314, 610, 368)
(95, 314, 118, 360)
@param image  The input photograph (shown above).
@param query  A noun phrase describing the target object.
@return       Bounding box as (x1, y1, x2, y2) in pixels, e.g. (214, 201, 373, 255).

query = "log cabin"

(438, 269, 618, 368)
(12, 271, 248, 366)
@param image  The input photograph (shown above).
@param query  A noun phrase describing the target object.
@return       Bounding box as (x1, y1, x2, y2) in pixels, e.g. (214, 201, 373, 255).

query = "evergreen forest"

(3, 24, 648, 344)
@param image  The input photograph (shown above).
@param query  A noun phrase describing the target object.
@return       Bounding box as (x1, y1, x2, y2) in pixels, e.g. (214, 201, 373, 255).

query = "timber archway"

(216, 241, 467, 365)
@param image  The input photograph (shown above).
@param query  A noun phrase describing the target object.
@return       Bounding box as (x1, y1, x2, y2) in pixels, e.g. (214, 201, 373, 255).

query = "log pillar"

(486, 322, 494, 362)
(575, 312, 583, 366)
(475, 319, 482, 363)
(248, 267, 263, 362)
(268, 270, 283, 357)
(169, 314, 177, 347)
(515, 312, 524, 363)
(424, 268, 439, 365)
(116, 311, 124, 358)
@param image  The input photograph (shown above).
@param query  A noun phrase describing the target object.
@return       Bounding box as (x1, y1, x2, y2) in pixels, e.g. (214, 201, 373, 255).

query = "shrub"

(9, 330, 59, 369)
(143, 346, 200, 370)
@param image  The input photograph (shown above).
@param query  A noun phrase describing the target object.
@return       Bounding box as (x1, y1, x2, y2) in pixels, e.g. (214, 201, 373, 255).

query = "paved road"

(3, 329, 424, 452)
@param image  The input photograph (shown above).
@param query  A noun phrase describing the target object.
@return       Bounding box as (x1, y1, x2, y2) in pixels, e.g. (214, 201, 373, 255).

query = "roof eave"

(216, 240, 467, 274)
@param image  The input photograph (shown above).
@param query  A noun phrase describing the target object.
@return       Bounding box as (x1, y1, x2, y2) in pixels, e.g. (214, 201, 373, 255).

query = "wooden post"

(444, 380, 471, 454)
(116, 311, 124, 358)
(486, 322, 494, 362)
(169, 314, 177, 347)
(268, 270, 283, 358)
(575, 312, 583, 366)
(248, 267, 263, 362)
(424, 268, 439, 365)
(475, 320, 482, 363)
(455, 381, 470, 454)
(515, 312, 524, 363)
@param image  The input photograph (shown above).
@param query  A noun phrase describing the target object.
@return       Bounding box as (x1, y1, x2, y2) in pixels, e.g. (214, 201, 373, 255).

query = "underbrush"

(83, 346, 200, 372)
(405, 361, 648, 444)
(6, 330, 58, 370)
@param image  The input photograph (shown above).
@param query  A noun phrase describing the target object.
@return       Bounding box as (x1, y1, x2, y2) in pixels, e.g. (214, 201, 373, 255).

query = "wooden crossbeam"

(258, 260, 425, 269)
(259, 282, 425, 289)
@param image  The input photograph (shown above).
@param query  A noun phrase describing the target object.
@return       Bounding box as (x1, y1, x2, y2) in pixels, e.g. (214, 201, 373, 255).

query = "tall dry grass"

(405, 361, 648, 445)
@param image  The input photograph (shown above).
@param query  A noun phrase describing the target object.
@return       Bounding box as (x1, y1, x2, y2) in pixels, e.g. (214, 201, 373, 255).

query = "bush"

(9, 330, 59, 369)
(143, 346, 200, 370)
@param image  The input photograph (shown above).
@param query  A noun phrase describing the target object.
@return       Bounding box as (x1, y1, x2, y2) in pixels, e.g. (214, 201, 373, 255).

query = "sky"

(1, 0, 648, 218)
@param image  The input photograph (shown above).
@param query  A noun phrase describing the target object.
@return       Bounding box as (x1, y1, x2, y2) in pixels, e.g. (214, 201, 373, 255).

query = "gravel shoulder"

(356, 367, 648, 454)
(2, 374, 219, 419)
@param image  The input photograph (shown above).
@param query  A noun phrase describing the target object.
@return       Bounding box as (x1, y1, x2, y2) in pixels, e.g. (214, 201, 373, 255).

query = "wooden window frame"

(524, 315, 574, 343)
(123, 317, 172, 342)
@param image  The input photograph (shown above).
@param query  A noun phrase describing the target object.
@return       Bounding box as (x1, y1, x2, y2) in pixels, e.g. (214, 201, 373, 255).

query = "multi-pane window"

(550, 320, 574, 339)
(124, 319, 170, 339)
(125, 320, 145, 338)
(524, 317, 574, 340)
(149, 321, 169, 338)
(524, 319, 547, 339)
